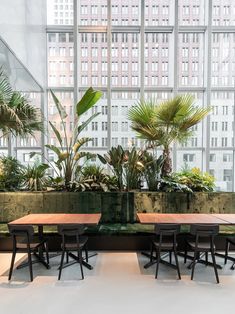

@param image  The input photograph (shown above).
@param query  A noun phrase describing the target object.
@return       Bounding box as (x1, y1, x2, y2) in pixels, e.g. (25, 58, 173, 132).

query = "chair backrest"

(154, 223, 181, 236)
(190, 224, 219, 237)
(57, 224, 85, 237)
(8, 224, 34, 237)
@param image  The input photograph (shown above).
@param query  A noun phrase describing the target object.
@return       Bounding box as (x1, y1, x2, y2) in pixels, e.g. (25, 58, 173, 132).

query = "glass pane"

(111, 0, 140, 26)
(210, 92, 234, 191)
(79, 0, 107, 26)
(47, 0, 73, 25)
(111, 33, 140, 88)
(178, 0, 205, 25)
(111, 92, 140, 148)
(145, 0, 174, 26)
(144, 33, 173, 87)
(211, 33, 235, 88)
(212, 0, 235, 26)
(210, 151, 233, 191)
(47, 91, 74, 148)
(47, 32, 74, 87)
(178, 33, 204, 87)
(79, 33, 108, 88)
(176, 93, 205, 170)
(78, 91, 108, 152)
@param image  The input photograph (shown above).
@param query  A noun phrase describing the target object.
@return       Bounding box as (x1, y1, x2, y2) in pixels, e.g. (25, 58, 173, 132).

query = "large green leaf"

(50, 89, 67, 120)
(76, 87, 102, 116)
(97, 154, 107, 164)
(49, 121, 62, 146)
(45, 144, 61, 157)
(77, 112, 100, 135)
(73, 137, 91, 153)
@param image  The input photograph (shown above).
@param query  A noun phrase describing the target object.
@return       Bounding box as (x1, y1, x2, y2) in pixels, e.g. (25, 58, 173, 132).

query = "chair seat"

(17, 237, 47, 250)
(62, 236, 88, 250)
(187, 241, 216, 251)
(153, 240, 175, 250)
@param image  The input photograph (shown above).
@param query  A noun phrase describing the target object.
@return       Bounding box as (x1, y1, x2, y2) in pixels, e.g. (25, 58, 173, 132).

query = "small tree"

(45, 87, 102, 189)
(128, 95, 210, 176)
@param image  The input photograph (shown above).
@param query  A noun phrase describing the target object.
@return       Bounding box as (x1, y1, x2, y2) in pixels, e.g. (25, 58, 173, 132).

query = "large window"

(46, 0, 235, 191)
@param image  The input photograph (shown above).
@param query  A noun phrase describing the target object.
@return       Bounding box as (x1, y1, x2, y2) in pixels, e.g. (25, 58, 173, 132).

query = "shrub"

(0, 156, 23, 191)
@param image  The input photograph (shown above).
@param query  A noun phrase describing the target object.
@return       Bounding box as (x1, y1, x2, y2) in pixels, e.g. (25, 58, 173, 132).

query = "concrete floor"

(0, 252, 235, 314)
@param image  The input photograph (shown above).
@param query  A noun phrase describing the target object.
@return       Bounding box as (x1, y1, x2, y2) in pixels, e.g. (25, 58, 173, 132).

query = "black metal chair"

(57, 224, 88, 280)
(8, 224, 49, 282)
(186, 224, 219, 283)
(224, 236, 235, 269)
(150, 223, 181, 279)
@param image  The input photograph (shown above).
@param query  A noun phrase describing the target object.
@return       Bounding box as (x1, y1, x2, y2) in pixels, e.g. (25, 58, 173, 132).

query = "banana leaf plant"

(141, 151, 165, 191)
(41, 87, 102, 190)
(98, 145, 145, 191)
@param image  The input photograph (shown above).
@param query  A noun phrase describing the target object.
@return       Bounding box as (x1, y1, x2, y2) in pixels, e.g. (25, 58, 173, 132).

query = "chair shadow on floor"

(0, 251, 99, 286)
(136, 251, 235, 285)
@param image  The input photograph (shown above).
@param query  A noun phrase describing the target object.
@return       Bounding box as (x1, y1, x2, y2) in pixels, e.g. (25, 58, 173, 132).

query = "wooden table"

(211, 214, 235, 225)
(137, 213, 232, 225)
(137, 213, 235, 270)
(9, 213, 101, 270)
(9, 213, 101, 226)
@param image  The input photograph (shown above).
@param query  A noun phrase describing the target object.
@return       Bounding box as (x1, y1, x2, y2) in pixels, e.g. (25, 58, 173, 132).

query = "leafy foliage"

(0, 156, 23, 191)
(173, 167, 215, 192)
(75, 165, 118, 192)
(159, 177, 193, 193)
(21, 163, 49, 191)
(141, 152, 165, 191)
(33, 87, 102, 190)
(0, 69, 42, 136)
(98, 145, 145, 191)
(128, 95, 210, 176)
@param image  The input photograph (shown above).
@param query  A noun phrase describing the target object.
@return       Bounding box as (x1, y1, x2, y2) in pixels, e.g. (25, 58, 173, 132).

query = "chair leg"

(205, 252, 208, 265)
(27, 250, 33, 282)
(211, 249, 219, 284)
(184, 248, 187, 264)
(191, 249, 197, 281)
(58, 249, 65, 280)
(155, 249, 161, 279)
(150, 242, 153, 262)
(174, 249, 181, 280)
(85, 244, 88, 263)
(44, 242, 49, 265)
(169, 251, 172, 264)
(66, 251, 69, 264)
(225, 239, 229, 265)
(8, 249, 16, 281)
(78, 249, 84, 280)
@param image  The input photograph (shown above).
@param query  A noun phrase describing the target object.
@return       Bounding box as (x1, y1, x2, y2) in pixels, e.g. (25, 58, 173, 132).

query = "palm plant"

(21, 163, 49, 191)
(45, 87, 102, 189)
(128, 95, 210, 176)
(75, 165, 118, 192)
(0, 69, 42, 137)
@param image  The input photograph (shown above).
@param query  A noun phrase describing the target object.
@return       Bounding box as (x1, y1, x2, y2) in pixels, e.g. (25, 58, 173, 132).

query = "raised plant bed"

(0, 191, 234, 251)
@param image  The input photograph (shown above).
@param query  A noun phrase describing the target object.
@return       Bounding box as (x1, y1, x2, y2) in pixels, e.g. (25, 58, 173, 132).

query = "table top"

(211, 214, 235, 224)
(137, 213, 232, 225)
(9, 213, 101, 226)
